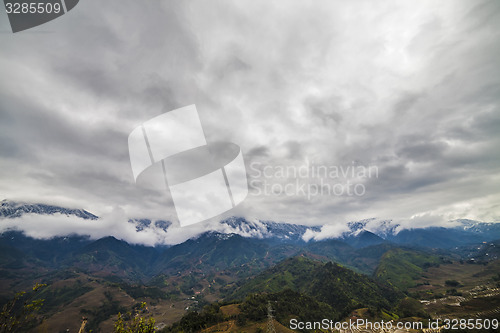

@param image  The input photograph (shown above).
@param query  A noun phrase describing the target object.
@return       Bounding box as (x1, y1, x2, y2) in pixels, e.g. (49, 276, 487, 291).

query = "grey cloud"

(304, 95, 344, 126)
(246, 146, 270, 159)
(284, 141, 303, 160)
(1, 0, 499, 242)
(396, 140, 449, 162)
(392, 92, 423, 117)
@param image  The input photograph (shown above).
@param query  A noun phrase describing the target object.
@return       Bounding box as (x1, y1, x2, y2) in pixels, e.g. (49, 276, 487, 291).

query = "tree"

(113, 302, 156, 333)
(395, 297, 429, 319)
(0, 283, 47, 332)
(445, 280, 460, 287)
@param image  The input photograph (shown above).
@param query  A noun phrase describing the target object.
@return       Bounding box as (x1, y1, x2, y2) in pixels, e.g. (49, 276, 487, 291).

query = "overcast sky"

(1, 0, 499, 238)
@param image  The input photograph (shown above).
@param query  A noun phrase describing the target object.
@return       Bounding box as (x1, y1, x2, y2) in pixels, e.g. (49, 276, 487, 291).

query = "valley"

(1, 202, 500, 332)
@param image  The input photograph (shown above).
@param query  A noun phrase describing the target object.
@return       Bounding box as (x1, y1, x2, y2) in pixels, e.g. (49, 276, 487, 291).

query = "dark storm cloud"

(396, 140, 449, 162)
(1, 0, 499, 244)
(246, 146, 270, 159)
(0, 0, 204, 218)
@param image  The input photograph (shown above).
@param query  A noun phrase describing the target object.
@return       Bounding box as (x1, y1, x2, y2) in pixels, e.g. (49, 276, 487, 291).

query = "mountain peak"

(0, 199, 98, 220)
(220, 217, 319, 242)
(345, 218, 400, 238)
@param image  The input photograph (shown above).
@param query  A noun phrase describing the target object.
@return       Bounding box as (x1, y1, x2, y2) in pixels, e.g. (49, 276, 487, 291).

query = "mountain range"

(1, 200, 499, 282)
(0, 199, 98, 220)
(1, 200, 500, 251)
(1, 200, 499, 332)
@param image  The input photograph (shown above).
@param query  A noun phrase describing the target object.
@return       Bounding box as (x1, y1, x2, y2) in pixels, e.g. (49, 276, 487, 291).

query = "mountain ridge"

(0, 199, 98, 220)
(2, 200, 500, 249)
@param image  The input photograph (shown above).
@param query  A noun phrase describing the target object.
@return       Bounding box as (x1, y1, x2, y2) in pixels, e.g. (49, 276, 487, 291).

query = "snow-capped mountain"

(220, 216, 320, 241)
(346, 218, 400, 238)
(128, 218, 172, 232)
(2, 200, 500, 249)
(0, 199, 98, 220)
(452, 219, 500, 235)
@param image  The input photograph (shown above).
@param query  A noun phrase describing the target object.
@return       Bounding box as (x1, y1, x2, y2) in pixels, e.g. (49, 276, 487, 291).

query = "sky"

(1, 0, 499, 243)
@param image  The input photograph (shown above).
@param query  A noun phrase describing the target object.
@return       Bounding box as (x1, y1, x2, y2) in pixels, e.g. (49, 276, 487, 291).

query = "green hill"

(163, 257, 403, 332)
(162, 289, 334, 333)
(228, 256, 402, 317)
(374, 248, 442, 290)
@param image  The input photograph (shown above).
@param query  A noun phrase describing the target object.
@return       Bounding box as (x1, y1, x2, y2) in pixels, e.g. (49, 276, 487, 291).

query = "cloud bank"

(0, 0, 499, 241)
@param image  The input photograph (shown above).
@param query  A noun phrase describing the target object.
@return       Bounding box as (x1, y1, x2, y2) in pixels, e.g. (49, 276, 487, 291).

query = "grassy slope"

(374, 248, 442, 291)
(228, 256, 401, 318)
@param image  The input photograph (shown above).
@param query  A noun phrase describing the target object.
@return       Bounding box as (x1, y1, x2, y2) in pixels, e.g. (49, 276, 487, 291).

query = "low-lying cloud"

(0, 212, 279, 246)
(302, 223, 351, 242)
